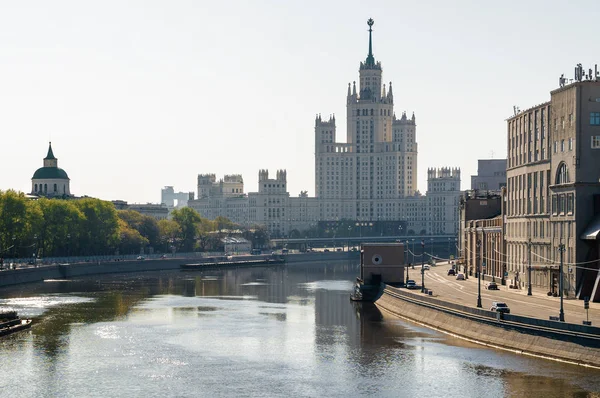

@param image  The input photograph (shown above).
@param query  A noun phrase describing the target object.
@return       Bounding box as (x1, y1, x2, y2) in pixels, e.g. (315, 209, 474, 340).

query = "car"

(490, 302, 510, 313)
(336, 248, 342, 252)
(486, 282, 499, 290)
(160, 254, 167, 259)
(324, 249, 330, 252)
(456, 273, 465, 280)
(136, 256, 145, 260)
(423, 264, 430, 271)
(406, 280, 417, 289)
(447, 269, 456, 276)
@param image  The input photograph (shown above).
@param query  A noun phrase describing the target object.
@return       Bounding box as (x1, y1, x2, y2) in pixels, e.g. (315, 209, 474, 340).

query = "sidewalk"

(425, 261, 597, 324)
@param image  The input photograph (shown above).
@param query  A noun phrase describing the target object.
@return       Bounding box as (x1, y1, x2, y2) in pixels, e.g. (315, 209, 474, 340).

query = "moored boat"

(0, 311, 32, 337)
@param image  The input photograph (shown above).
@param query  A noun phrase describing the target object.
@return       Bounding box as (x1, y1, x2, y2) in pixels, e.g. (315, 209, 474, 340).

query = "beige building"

(315, 19, 418, 222)
(506, 65, 600, 301)
(31, 142, 72, 198)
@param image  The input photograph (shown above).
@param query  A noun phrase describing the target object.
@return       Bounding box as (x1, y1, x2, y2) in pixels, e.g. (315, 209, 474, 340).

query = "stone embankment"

(0, 251, 359, 288)
(376, 284, 600, 368)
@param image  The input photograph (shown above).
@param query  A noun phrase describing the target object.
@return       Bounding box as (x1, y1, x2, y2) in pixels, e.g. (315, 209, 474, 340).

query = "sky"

(1, 1, 599, 204)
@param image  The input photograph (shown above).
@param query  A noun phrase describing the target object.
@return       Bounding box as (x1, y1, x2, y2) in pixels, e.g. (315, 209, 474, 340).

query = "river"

(0, 260, 599, 397)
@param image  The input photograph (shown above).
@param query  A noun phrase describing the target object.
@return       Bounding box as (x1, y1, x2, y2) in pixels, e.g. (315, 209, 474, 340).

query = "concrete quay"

(0, 251, 359, 289)
(376, 261, 600, 368)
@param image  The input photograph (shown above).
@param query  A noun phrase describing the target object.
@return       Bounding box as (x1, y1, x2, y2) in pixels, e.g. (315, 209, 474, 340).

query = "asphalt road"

(406, 262, 599, 326)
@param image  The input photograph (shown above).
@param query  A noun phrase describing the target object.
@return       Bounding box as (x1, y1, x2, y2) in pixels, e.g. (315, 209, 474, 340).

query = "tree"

(171, 207, 202, 252)
(158, 219, 181, 253)
(37, 198, 84, 257)
(118, 210, 160, 249)
(74, 198, 119, 255)
(243, 225, 269, 249)
(0, 190, 28, 257)
(117, 218, 149, 255)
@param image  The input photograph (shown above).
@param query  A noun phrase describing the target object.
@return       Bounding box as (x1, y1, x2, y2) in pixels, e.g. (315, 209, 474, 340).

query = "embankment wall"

(0, 251, 359, 288)
(376, 285, 600, 368)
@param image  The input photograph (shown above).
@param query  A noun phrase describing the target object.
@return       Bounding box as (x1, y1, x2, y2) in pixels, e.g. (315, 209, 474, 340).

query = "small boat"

(0, 311, 32, 337)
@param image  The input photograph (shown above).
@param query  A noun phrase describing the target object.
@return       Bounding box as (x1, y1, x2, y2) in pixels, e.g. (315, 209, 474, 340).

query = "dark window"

(590, 112, 600, 125)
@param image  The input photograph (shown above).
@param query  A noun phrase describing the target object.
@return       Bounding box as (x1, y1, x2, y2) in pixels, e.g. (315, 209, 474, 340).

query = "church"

(31, 142, 72, 198)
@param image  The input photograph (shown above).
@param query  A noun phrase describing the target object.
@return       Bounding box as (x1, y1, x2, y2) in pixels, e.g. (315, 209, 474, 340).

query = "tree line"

(0, 190, 269, 259)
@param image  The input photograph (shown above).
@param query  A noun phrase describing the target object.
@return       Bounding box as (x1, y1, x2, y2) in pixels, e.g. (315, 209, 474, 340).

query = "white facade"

(179, 21, 461, 237)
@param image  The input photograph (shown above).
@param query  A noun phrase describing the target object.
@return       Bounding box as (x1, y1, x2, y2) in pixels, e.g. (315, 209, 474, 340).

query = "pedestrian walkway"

(417, 261, 598, 326)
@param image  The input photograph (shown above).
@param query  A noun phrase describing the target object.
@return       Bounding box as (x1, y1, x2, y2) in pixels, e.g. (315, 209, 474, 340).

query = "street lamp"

(33, 234, 38, 267)
(411, 239, 415, 267)
(12, 235, 16, 267)
(558, 242, 566, 322)
(67, 233, 70, 258)
(405, 243, 409, 282)
(491, 236, 496, 283)
(476, 239, 482, 308)
(421, 240, 425, 293)
(527, 238, 532, 296)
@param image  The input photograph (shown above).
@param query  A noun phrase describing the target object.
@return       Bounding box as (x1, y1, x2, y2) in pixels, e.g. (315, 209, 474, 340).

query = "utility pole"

(527, 238, 532, 296)
(559, 242, 565, 322)
(421, 240, 425, 293)
(477, 239, 482, 308)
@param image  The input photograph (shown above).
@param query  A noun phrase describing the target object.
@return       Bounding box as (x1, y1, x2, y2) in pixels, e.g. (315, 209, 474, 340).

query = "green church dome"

(32, 167, 70, 180)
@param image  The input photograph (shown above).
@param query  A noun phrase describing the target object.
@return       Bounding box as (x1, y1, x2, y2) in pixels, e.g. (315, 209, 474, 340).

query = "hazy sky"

(2, 1, 599, 204)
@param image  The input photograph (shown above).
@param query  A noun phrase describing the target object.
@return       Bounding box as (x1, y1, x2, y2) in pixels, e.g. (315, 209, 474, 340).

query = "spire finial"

(366, 18, 375, 66)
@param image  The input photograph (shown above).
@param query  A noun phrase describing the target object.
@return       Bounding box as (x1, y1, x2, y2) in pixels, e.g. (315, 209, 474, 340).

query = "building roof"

(32, 166, 69, 180)
(44, 142, 56, 160)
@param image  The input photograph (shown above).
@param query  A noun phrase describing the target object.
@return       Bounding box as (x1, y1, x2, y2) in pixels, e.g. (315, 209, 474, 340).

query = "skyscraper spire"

(365, 18, 375, 67)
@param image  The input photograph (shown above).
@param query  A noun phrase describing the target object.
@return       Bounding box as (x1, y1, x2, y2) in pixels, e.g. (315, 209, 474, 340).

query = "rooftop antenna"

(490, 150, 495, 159)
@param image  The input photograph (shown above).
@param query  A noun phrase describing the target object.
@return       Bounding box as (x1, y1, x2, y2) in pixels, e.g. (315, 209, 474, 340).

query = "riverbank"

(0, 251, 359, 288)
(376, 284, 600, 368)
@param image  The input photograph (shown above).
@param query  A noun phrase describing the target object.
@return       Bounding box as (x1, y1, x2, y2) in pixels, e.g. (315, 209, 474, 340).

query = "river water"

(0, 260, 599, 397)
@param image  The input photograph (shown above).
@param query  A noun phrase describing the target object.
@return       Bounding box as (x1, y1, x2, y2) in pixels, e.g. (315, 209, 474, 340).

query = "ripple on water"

(298, 280, 354, 292)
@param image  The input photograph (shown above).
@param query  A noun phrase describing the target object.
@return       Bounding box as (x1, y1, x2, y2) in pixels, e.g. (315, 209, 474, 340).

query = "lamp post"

(491, 236, 496, 283)
(558, 242, 565, 322)
(66, 233, 70, 258)
(527, 238, 532, 296)
(421, 240, 425, 293)
(411, 239, 415, 267)
(476, 239, 482, 308)
(33, 234, 38, 267)
(12, 235, 16, 268)
(405, 243, 409, 282)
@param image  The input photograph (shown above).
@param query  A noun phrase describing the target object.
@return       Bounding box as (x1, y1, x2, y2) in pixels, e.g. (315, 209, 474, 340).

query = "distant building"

(161, 186, 193, 210)
(470, 159, 507, 191)
(31, 142, 72, 198)
(113, 200, 169, 220)
(222, 237, 251, 254)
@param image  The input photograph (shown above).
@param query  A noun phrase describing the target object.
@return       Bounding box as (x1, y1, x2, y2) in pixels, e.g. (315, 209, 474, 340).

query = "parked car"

(423, 264, 430, 271)
(447, 269, 456, 276)
(486, 282, 499, 290)
(324, 249, 330, 252)
(490, 302, 510, 313)
(456, 273, 465, 280)
(136, 256, 145, 260)
(406, 280, 417, 289)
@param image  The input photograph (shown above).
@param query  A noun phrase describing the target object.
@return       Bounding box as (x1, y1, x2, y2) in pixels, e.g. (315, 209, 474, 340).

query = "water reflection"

(0, 260, 598, 397)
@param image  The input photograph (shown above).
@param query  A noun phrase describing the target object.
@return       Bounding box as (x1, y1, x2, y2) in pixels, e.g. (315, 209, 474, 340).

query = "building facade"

(470, 159, 507, 191)
(315, 18, 418, 223)
(506, 65, 600, 300)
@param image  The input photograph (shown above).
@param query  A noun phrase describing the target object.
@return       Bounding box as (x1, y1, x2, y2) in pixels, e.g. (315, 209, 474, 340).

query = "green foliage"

(171, 207, 202, 252)
(118, 210, 160, 249)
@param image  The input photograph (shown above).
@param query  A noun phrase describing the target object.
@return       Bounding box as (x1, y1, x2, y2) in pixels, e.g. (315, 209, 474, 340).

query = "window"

(568, 138, 573, 151)
(561, 139, 565, 152)
(556, 162, 569, 185)
(591, 112, 600, 125)
(552, 195, 557, 215)
(569, 113, 573, 126)
(592, 136, 600, 149)
(554, 141, 558, 153)
(567, 193, 574, 215)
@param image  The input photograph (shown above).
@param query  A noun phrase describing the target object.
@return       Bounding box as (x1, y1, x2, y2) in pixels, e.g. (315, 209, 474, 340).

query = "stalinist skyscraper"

(315, 19, 419, 222)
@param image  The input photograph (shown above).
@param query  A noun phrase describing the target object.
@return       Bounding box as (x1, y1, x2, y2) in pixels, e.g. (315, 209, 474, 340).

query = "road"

(407, 262, 599, 326)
